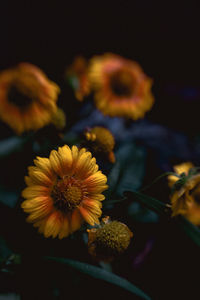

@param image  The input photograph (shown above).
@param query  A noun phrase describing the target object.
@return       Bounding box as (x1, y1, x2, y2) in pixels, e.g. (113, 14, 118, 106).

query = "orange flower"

(88, 53, 154, 119)
(0, 63, 60, 134)
(21, 145, 108, 239)
(65, 56, 90, 101)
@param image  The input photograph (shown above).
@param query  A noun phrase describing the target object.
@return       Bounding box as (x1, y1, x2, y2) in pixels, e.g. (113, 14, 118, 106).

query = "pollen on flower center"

(64, 186, 82, 205)
(7, 85, 33, 109)
(51, 178, 83, 213)
(110, 70, 134, 97)
(95, 221, 133, 256)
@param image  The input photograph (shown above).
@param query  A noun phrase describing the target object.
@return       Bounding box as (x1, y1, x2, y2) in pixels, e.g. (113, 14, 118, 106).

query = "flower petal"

(70, 209, 84, 233)
(58, 145, 73, 173)
(22, 185, 50, 199)
(34, 157, 55, 179)
(78, 206, 99, 226)
(58, 217, 70, 239)
(44, 211, 62, 238)
(28, 166, 53, 186)
(49, 150, 63, 177)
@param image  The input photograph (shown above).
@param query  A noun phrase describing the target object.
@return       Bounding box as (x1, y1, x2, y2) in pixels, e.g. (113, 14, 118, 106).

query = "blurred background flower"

(0, 63, 60, 134)
(88, 53, 154, 119)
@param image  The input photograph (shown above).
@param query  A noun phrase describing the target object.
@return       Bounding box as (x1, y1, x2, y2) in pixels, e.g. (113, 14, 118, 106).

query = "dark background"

(1, 1, 200, 136)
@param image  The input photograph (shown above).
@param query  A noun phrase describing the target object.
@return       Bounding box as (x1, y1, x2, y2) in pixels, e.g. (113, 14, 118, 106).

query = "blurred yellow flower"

(88, 53, 154, 119)
(65, 56, 90, 101)
(0, 63, 60, 134)
(87, 216, 133, 262)
(168, 162, 194, 187)
(170, 170, 200, 226)
(21, 145, 108, 239)
(84, 126, 115, 163)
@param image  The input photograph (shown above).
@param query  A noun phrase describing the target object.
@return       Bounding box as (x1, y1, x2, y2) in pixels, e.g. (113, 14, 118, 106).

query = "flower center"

(51, 178, 83, 213)
(110, 70, 134, 97)
(86, 127, 115, 153)
(95, 221, 133, 256)
(7, 84, 33, 109)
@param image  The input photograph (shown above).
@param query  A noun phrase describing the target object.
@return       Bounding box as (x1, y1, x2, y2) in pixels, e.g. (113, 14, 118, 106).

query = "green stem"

(140, 172, 180, 192)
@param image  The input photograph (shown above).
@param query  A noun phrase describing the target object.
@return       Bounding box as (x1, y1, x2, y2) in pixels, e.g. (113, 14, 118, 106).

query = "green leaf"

(125, 191, 170, 216)
(177, 216, 200, 247)
(106, 143, 146, 199)
(45, 256, 151, 300)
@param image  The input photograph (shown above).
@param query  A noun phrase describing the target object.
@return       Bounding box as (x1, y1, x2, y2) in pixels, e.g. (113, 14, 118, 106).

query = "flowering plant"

(0, 54, 200, 300)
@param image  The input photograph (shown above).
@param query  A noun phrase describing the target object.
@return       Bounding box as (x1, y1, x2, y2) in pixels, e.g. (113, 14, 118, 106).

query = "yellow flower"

(0, 63, 60, 134)
(88, 53, 154, 119)
(170, 171, 200, 226)
(87, 216, 133, 262)
(84, 126, 115, 163)
(168, 162, 194, 187)
(65, 56, 90, 101)
(21, 145, 108, 239)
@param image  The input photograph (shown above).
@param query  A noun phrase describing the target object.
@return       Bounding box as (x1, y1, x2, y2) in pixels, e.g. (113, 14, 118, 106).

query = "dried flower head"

(21, 145, 108, 239)
(84, 126, 115, 163)
(87, 216, 133, 262)
(88, 53, 154, 119)
(0, 63, 60, 134)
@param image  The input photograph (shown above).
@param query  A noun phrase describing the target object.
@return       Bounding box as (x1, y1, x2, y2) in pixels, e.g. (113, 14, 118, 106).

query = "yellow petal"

(21, 196, 52, 212)
(44, 211, 62, 238)
(84, 171, 107, 186)
(22, 185, 50, 199)
(58, 145, 73, 173)
(71, 145, 79, 161)
(74, 152, 92, 177)
(70, 209, 83, 233)
(87, 184, 108, 194)
(25, 176, 35, 186)
(34, 157, 54, 179)
(58, 217, 70, 239)
(49, 150, 63, 177)
(78, 206, 98, 226)
(82, 199, 102, 216)
(26, 205, 51, 222)
(28, 166, 53, 186)
(91, 194, 105, 201)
